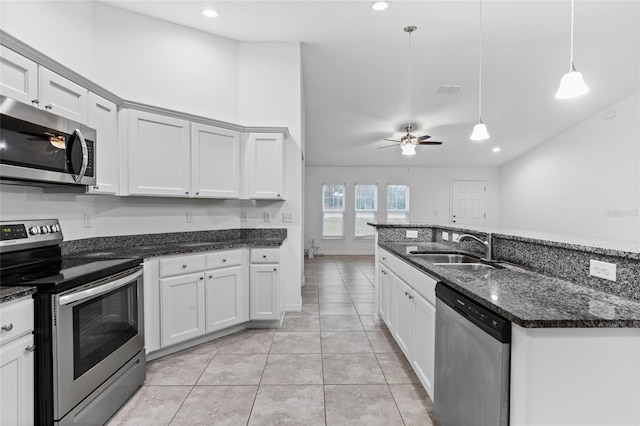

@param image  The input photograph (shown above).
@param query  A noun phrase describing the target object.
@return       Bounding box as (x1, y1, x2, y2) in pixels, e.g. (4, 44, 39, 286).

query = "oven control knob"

(40, 226, 49, 234)
(29, 226, 40, 235)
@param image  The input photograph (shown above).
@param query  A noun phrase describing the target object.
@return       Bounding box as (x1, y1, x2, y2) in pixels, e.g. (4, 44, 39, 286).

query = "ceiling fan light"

(400, 143, 416, 156)
(201, 8, 219, 18)
(555, 68, 590, 99)
(371, 1, 390, 11)
(470, 121, 490, 141)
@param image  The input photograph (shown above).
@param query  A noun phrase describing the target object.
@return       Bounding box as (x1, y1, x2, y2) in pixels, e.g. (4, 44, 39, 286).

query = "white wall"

(500, 92, 640, 242)
(305, 166, 500, 255)
(0, 3, 304, 308)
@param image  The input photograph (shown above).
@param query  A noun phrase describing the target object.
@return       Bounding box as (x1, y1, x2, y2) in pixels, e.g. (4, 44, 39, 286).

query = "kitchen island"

(371, 223, 640, 426)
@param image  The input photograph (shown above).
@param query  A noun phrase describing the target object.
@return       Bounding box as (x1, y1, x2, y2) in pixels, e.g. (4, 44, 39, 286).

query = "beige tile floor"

(108, 255, 437, 425)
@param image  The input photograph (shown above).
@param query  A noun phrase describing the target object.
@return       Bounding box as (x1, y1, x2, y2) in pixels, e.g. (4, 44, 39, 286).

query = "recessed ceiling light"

(371, 1, 391, 11)
(492, 147, 501, 153)
(202, 9, 219, 18)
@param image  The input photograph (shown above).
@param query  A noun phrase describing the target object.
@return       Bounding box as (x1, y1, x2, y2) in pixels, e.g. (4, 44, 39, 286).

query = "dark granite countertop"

(0, 286, 36, 304)
(380, 241, 640, 328)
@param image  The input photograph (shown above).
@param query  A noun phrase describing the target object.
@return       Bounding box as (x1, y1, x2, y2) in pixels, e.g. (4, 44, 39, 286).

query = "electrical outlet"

(283, 212, 294, 223)
(186, 211, 194, 223)
(240, 211, 248, 222)
(452, 233, 460, 242)
(590, 260, 617, 281)
(406, 230, 418, 238)
(263, 211, 271, 222)
(83, 213, 93, 228)
(442, 231, 449, 241)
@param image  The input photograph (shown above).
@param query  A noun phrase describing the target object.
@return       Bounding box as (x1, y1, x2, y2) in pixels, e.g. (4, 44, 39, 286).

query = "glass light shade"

(202, 9, 219, 17)
(555, 69, 589, 99)
(470, 122, 490, 141)
(371, 1, 390, 11)
(401, 144, 416, 156)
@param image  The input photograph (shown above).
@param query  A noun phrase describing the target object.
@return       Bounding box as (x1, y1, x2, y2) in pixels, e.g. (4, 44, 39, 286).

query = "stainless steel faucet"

(458, 234, 492, 261)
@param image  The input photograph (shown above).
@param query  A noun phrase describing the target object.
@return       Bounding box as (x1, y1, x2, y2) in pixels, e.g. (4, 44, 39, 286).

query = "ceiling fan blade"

(417, 135, 432, 141)
(417, 141, 443, 145)
(377, 144, 399, 149)
(383, 138, 402, 143)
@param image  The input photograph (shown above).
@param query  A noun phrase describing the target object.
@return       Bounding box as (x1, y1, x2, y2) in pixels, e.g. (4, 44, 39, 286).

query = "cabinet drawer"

(250, 248, 279, 263)
(160, 254, 206, 277)
(206, 250, 242, 269)
(0, 297, 33, 345)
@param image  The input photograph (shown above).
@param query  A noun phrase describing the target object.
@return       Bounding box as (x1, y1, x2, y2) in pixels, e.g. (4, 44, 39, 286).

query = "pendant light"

(470, 0, 489, 141)
(555, 0, 589, 99)
(402, 25, 418, 156)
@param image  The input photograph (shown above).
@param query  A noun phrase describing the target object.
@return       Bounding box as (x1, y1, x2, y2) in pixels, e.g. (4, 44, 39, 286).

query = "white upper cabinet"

(0, 47, 88, 123)
(87, 93, 118, 195)
(38, 68, 88, 123)
(127, 109, 191, 197)
(0, 46, 38, 106)
(191, 123, 241, 198)
(245, 133, 284, 200)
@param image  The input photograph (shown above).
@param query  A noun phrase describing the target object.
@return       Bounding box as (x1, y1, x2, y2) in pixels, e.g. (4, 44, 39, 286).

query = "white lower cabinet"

(205, 265, 246, 333)
(160, 272, 206, 347)
(0, 297, 34, 426)
(377, 248, 437, 400)
(249, 264, 280, 320)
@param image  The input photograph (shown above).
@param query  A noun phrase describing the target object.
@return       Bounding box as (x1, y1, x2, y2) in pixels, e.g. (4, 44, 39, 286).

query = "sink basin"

(435, 263, 501, 271)
(409, 252, 480, 263)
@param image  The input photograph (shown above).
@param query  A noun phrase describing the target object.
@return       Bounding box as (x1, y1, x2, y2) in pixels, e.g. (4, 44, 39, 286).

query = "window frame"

(354, 183, 378, 239)
(322, 183, 346, 239)
(386, 184, 410, 224)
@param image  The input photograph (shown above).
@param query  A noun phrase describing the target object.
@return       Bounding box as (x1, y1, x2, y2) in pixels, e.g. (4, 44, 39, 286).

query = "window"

(355, 183, 377, 237)
(322, 184, 345, 238)
(387, 184, 409, 223)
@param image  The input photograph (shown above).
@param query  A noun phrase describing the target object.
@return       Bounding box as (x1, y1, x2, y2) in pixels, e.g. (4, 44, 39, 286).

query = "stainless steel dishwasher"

(434, 283, 511, 426)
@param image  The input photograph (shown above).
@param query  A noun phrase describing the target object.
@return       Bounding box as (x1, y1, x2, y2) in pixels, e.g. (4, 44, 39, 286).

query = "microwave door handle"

(72, 128, 88, 184)
(58, 269, 142, 306)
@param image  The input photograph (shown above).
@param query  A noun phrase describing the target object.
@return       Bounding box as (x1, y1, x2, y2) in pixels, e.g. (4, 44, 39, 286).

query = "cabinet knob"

(382, 257, 386, 261)
(263, 255, 267, 258)
(195, 192, 200, 195)
(25, 345, 36, 352)
(94, 186, 100, 190)
(199, 276, 204, 280)
(208, 275, 213, 279)
(273, 268, 277, 272)
(277, 194, 281, 197)
(222, 258, 227, 262)
(185, 191, 189, 195)
(31, 99, 39, 105)
(404, 291, 409, 296)
(1, 323, 13, 331)
(45, 104, 53, 109)
(182, 264, 187, 268)
(409, 295, 414, 300)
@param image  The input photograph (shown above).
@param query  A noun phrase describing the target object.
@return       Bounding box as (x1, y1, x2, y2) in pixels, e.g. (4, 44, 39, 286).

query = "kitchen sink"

(435, 263, 502, 271)
(409, 252, 480, 263)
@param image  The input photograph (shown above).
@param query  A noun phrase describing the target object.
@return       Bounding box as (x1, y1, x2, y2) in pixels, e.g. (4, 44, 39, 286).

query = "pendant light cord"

(408, 28, 413, 135)
(569, 0, 575, 69)
(478, 0, 483, 122)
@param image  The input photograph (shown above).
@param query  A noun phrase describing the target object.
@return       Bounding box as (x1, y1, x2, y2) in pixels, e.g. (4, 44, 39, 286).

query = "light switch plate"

(240, 211, 248, 222)
(186, 211, 194, 223)
(263, 212, 271, 222)
(590, 259, 617, 281)
(84, 213, 93, 228)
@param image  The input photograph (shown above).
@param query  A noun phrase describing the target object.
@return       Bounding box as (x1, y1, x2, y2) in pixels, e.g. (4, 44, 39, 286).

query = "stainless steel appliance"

(0, 95, 96, 186)
(434, 283, 511, 426)
(0, 219, 145, 425)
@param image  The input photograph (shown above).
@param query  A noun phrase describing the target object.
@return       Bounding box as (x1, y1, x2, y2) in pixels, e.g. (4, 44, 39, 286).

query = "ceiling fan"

(378, 25, 445, 156)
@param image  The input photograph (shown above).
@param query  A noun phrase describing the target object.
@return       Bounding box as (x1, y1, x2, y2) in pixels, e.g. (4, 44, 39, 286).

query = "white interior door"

(450, 180, 486, 226)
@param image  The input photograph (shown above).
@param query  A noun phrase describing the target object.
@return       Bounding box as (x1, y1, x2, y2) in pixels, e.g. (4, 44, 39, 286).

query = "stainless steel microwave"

(0, 95, 96, 186)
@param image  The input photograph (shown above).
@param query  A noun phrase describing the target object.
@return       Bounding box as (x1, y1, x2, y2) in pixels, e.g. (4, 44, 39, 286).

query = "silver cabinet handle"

(2, 323, 14, 331)
(45, 104, 52, 109)
(25, 345, 35, 352)
(72, 129, 88, 184)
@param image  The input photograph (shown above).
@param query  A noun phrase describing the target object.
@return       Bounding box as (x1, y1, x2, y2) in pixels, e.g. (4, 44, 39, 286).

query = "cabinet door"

(38, 67, 88, 123)
(191, 123, 241, 198)
(160, 272, 205, 347)
(128, 110, 191, 197)
(0, 334, 34, 426)
(0, 46, 38, 106)
(412, 291, 436, 399)
(87, 93, 118, 194)
(245, 133, 284, 199)
(392, 273, 413, 358)
(250, 264, 280, 320)
(376, 262, 388, 322)
(205, 265, 246, 332)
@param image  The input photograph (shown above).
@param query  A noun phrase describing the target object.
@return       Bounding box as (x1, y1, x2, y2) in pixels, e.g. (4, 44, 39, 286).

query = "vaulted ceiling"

(102, 1, 639, 167)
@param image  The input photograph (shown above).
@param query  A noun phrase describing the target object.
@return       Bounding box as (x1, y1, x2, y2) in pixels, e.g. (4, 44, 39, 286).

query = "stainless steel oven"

(53, 267, 144, 422)
(0, 219, 146, 425)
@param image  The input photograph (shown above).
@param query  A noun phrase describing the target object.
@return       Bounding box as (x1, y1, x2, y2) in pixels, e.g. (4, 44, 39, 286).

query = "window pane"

(323, 212, 344, 237)
(387, 185, 408, 211)
(323, 184, 345, 211)
(355, 184, 377, 211)
(387, 212, 407, 224)
(355, 212, 375, 236)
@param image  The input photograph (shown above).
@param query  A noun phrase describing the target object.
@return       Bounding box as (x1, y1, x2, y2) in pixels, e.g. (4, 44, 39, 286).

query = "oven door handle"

(58, 269, 142, 306)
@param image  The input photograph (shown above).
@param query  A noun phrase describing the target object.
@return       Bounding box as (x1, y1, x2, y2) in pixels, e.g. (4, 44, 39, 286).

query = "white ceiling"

(102, 0, 639, 167)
